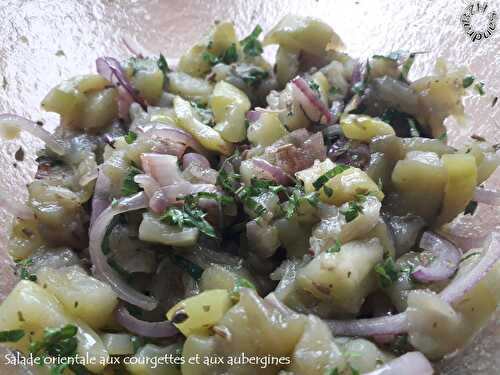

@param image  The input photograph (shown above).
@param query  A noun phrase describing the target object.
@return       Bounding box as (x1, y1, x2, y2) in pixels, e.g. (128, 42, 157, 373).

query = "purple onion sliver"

(252, 158, 293, 186)
(291, 76, 332, 123)
(246, 110, 261, 123)
(115, 305, 178, 338)
(411, 232, 462, 283)
(182, 153, 211, 170)
(326, 312, 408, 337)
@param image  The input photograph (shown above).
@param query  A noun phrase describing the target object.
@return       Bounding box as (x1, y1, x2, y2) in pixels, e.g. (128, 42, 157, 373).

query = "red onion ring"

(246, 110, 262, 123)
(412, 232, 462, 283)
(96, 57, 147, 110)
(440, 232, 500, 305)
(0, 114, 65, 155)
(115, 305, 178, 338)
(326, 312, 408, 337)
(90, 169, 111, 228)
(363, 352, 434, 375)
(291, 77, 332, 123)
(0, 191, 34, 220)
(473, 187, 500, 206)
(139, 123, 209, 157)
(251, 158, 293, 186)
(89, 192, 157, 310)
(182, 153, 211, 170)
(141, 153, 184, 187)
(149, 182, 220, 213)
(134, 174, 160, 200)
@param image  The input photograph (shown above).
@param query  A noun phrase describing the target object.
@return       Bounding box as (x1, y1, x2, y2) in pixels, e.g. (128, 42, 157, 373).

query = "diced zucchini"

(341, 114, 395, 142)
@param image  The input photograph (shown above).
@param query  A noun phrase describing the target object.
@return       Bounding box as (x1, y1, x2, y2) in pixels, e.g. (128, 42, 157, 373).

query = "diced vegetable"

(275, 46, 300, 87)
(340, 114, 395, 142)
(210, 81, 251, 142)
(41, 74, 118, 131)
(174, 96, 234, 155)
(297, 238, 383, 315)
(139, 212, 199, 247)
(126, 58, 164, 105)
(319, 167, 384, 205)
(126, 343, 182, 375)
(247, 112, 288, 146)
(0, 281, 108, 373)
(168, 72, 213, 103)
(263, 14, 342, 56)
(166, 289, 233, 336)
(36, 266, 118, 330)
(435, 153, 477, 226)
(101, 333, 134, 355)
(296, 159, 336, 193)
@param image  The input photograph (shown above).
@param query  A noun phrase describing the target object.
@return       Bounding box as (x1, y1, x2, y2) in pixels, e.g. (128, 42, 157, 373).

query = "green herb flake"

(341, 201, 364, 223)
(329, 86, 340, 96)
(222, 43, 239, 64)
(285, 187, 319, 219)
(350, 366, 361, 375)
(0, 329, 25, 343)
(15, 258, 37, 282)
(326, 368, 340, 375)
(237, 178, 284, 217)
(202, 51, 220, 66)
(312, 164, 350, 190)
(323, 185, 334, 197)
(121, 166, 142, 196)
(240, 25, 264, 57)
(474, 82, 485, 96)
(2, 76, 7, 90)
(308, 80, 320, 93)
(55, 50, 65, 57)
(327, 240, 342, 254)
(169, 253, 204, 281)
(437, 132, 448, 142)
(240, 67, 269, 87)
(464, 200, 478, 216)
(229, 277, 257, 302)
(351, 81, 365, 96)
(463, 75, 475, 88)
(375, 257, 399, 288)
(157, 53, 170, 76)
(124, 130, 138, 144)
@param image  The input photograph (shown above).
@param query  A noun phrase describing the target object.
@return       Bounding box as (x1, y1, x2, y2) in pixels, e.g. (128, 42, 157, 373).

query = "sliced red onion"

(326, 312, 408, 337)
(0, 191, 34, 220)
(90, 169, 111, 228)
(411, 232, 462, 283)
(149, 182, 219, 213)
(363, 352, 434, 375)
(246, 110, 261, 123)
(89, 192, 157, 310)
(351, 61, 363, 85)
(252, 158, 293, 185)
(182, 153, 211, 170)
(115, 305, 178, 337)
(440, 232, 500, 305)
(96, 56, 147, 110)
(139, 123, 208, 157)
(291, 76, 332, 123)
(141, 153, 184, 187)
(473, 187, 500, 206)
(134, 174, 160, 200)
(0, 114, 65, 155)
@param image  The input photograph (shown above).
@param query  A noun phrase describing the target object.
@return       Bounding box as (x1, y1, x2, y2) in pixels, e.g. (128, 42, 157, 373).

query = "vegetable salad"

(0, 14, 499, 375)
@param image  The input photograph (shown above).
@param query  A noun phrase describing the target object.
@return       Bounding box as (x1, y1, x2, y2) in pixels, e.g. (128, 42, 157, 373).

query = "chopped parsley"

(327, 239, 342, 253)
(169, 253, 204, 281)
(464, 200, 478, 216)
(222, 43, 239, 64)
(240, 25, 264, 57)
(0, 329, 25, 343)
(341, 201, 364, 223)
(381, 108, 422, 138)
(474, 82, 485, 95)
(285, 187, 319, 219)
(124, 130, 138, 144)
(372, 51, 407, 62)
(326, 368, 339, 375)
(55, 49, 65, 57)
(191, 101, 215, 126)
(308, 80, 320, 93)
(312, 164, 350, 190)
(463, 75, 475, 88)
(217, 151, 241, 193)
(161, 193, 218, 238)
(329, 86, 341, 96)
(202, 51, 220, 66)
(15, 258, 37, 282)
(121, 166, 142, 196)
(351, 81, 366, 96)
(375, 257, 399, 288)
(157, 53, 170, 76)
(237, 178, 285, 216)
(229, 277, 256, 302)
(240, 67, 269, 87)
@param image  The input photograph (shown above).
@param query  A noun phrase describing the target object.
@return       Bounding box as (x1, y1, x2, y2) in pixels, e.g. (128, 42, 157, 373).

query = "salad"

(0, 14, 499, 375)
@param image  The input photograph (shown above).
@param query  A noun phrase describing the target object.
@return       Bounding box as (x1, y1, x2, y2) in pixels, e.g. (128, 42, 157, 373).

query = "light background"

(0, 0, 499, 373)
